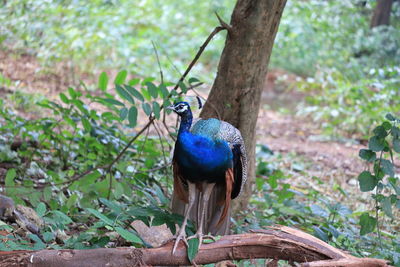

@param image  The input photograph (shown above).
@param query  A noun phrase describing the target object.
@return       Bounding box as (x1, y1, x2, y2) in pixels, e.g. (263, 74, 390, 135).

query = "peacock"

(168, 101, 247, 254)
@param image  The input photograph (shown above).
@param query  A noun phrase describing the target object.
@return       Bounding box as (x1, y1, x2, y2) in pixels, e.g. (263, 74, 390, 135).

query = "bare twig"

(151, 41, 164, 84)
(170, 26, 225, 93)
(215, 12, 233, 34)
(132, 123, 151, 176)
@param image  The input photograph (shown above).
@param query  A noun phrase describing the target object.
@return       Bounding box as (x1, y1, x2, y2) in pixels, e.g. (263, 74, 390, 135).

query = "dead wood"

(0, 226, 390, 267)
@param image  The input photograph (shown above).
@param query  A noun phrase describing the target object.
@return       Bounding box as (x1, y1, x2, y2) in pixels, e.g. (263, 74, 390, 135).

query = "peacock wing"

(216, 121, 247, 199)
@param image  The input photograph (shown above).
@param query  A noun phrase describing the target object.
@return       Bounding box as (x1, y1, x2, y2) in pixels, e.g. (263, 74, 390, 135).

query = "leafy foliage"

(0, 71, 197, 250)
(357, 115, 400, 238)
(296, 67, 400, 137)
(272, 0, 400, 78)
(0, 0, 233, 81)
(234, 144, 399, 265)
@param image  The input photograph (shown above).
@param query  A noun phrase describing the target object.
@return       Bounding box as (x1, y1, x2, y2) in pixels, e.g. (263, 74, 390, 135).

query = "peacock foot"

(187, 233, 216, 250)
(172, 231, 188, 255)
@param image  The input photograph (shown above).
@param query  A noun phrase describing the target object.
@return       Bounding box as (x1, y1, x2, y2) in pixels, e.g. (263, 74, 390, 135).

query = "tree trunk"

(370, 0, 393, 28)
(200, 0, 287, 211)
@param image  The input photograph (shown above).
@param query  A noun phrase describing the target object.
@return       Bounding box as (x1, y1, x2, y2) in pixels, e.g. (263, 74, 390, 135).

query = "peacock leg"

(188, 182, 216, 249)
(172, 182, 196, 255)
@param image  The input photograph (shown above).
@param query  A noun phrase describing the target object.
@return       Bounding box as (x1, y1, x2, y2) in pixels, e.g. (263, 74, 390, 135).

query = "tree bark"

(371, 0, 393, 28)
(200, 0, 287, 211)
(0, 226, 389, 267)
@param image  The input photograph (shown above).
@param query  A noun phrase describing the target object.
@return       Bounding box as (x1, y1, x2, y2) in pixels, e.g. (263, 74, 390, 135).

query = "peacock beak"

(166, 105, 175, 111)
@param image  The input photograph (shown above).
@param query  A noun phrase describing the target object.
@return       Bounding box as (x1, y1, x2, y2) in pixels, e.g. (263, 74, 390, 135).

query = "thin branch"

(215, 12, 233, 34)
(161, 47, 183, 78)
(151, 41, 164, 84)
(170, 26, 225, 93)
(132, 123, 151, 176)
(152, 121, 169, 162)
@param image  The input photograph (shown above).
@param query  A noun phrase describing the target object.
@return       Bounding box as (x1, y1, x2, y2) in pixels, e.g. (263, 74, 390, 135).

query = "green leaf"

(358, 149, 376, 162)
(99, 198, 123, 214)
(358, 171, 377, 192)
(128, 78, 140, 86)
(78, 170, 102, 187)
(42, 232, 54, 243)
(52, 210, 73, 224)
(98, 72, 108, 91)
(66, 194, 78, 209)
(36, 203, 46, 217)
(29, 234, 46, 249)
(119, 107, 128, 120)
(380, 159, 394, 177)
(142, 103, 152, 116)
(359, 212, 376, 235)
(392, 126, 400, 139)
(114, 227, 142, 244)
(128, 106, 138, 127)
(393, 139, 400, 153)
(81, 117, 91, 132)
(188, 77, 200, 84)
(389, 177, 400, 195)
(313, 226, 329, 242)
(374, 161, 385, 179)
(114, 70, 127, 85)
(68, 87, 77, 99)
(158, 84, 169, 99)
(59, 93, 69, 104)
(380, 196, 393, 218)
(368, 136, 385, 152)
(86, 208, 114, 226)
(187, 238, 199, 263)
(386, 113, 396, 121)
(116, 85, 134, 104)
(5, 168, 16, 187)
(152, 102, 161, 119)
(101, 98, 125, 107)
(382, 121, 391, 131)
(125, 86, 144, 102)
(179, 81, 188, 93)
(141, 88, 151, 101)
(373, 126, 388, 138)
(146, 82, 158, 98)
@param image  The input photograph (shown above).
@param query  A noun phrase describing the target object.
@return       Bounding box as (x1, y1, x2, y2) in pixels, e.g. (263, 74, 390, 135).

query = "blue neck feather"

(178, 110, 193, 134)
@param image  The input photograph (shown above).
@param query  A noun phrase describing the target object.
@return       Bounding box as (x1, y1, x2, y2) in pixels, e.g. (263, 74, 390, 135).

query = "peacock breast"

(175, 131, 233, 183)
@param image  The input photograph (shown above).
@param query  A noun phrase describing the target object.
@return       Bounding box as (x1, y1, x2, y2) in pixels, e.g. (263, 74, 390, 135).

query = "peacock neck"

(178, 111, 193, 135)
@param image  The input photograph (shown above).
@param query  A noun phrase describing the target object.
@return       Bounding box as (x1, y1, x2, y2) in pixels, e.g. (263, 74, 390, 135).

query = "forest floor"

(0, 49, 369, 212)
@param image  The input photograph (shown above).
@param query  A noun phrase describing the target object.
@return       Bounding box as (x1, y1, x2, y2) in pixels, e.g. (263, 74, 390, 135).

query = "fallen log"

(0, 225, 390, 267)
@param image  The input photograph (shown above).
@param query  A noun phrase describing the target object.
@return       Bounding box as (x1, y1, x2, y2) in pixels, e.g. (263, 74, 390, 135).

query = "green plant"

(0, 61, 208, 252)
(357, 114, 400, 243)
(232, 144, 399, 265)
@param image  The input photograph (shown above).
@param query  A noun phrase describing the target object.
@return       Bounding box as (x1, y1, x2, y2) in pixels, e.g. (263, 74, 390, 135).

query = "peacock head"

(167, 102, 192, 117)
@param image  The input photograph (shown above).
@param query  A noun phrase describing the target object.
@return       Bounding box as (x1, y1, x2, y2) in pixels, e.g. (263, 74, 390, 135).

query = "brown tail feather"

(172, 161, 188, 203)
(217, 168, 234, 226)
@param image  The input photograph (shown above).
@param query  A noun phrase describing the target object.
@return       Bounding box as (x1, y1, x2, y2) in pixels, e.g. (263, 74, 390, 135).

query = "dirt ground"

(0, 50, 368, 209)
